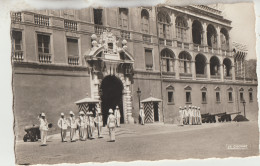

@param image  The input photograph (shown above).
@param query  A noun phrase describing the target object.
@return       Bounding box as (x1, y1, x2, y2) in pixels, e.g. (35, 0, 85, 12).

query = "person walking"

(39, 113, 49, 146)
(139, 105, 145, 125)
(179, 106, 184, 126)
(114, 106, 121, 127)
(107, 109, 116, 142)
(94, 106, 103, 138)
(57, 113, 68, 142)
(68, 111, 77, 142)
(78, 111, 86, 141)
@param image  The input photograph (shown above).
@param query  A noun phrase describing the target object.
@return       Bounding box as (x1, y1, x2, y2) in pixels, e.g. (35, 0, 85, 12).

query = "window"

(175, 16, 187, 42)
(145, 49, 153, 70)
(186, 92, 191, 103)
(216, 92, 220, 103)
(228, 92, 233, 102)
(37, 34, 50, 53)
(202, 92, 207, 103)
(249, 92, 253, 102)
(119, 8, 128, 29)
(240, 92, 244, 102)
(161, 49, 174, 72)
(179, 52, 191, 74)
(158, 11, 171, 39)
(93, 9, 103, 25)
(12, 31, 22, 51)
(141, 9, 149, 33)
(168, 91, 173, 103)
(67, 38, 78, 56)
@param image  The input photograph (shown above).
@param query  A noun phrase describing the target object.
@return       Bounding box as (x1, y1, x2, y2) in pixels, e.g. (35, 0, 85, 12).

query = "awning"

(141, 97, 162, 103)
(75, 97, 100, 105)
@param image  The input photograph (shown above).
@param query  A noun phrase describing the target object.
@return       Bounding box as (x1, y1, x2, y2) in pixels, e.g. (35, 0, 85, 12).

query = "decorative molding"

(200, 86, 207, 91)
(214, 86, 220, 91)
(184, 85, 192, 90)
(166, 85, 174, 90)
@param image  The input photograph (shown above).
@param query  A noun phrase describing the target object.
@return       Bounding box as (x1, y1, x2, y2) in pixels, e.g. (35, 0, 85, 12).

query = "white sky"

(221, 3, 256, 60)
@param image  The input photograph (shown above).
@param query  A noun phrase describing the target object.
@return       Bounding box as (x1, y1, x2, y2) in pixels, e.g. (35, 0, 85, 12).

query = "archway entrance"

(100, 75, 124, 125)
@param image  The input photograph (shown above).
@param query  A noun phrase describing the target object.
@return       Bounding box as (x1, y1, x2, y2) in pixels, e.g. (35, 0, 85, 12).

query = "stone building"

(11, 5, 258, 139)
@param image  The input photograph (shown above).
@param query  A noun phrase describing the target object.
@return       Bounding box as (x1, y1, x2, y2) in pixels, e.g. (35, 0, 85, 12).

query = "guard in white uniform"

(107, 109, 116, 142)
(68, 111, 77, 142)
(194, 106, 198, 125)
(57, 113, 68, 142)
(114, 106, 121, 127)
(188, 105, 192, 125)
(179, 106, 184, 126)
(94, 106, 103, 138)
(39, 113, 48, 146)
(183, 106, 188, 125)
(78, 111, 86, 141)
(88, 111, 95, 139)
(198, 107, 202, 125)
(139, 105, 145, 125)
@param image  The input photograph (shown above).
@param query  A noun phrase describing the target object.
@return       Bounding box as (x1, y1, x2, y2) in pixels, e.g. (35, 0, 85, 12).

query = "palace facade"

(11, 5, 258, 139)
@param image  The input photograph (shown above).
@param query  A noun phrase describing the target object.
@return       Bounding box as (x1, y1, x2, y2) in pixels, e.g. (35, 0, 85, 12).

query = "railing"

(180, 73, 192, 77)
(177, 41, 182, 48)
(34, 14, 49, 26)
(211, 75, 221, 79)
(236, 77, 244, 81)
(94, 25, 106, 35)
(121, 30, 130, 39)
(224, 76, 232, 80)
(146, 64, 153, 71)
(159, 39, 165, 45)
(221, 44, 229, 51)
(11, 12, 21, 22)
(64, 20, 77, 31)
(39, 53, 52, 63)
(143, 34, 152, 43)
(166, 40, 172, 46)
(196, 74, 207, 78)
(12, 50, 23, 61)
(184, 43, 189, 49)
(68, 56, 79, 65)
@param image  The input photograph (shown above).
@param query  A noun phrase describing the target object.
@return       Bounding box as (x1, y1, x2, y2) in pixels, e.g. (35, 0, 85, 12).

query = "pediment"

(166, 85, 174, 90)
(184, 85, 192, 90)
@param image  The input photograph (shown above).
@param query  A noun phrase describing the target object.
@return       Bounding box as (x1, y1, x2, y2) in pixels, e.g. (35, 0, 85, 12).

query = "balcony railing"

(184, 43, 189, 49)
(12, 50, 23, 61)
(211, 75, 221, 79)
(196, 74, 207, 78)
(64, 20, 77, 31)
(39, 53, 51, 63)
(68, 56, 79, 65)
(224, 76, 232, 80)
(146, 64, 153, 71)
(94, 25, 106, 35)
(121, 30, 130, 39)
(34, 14, 49, 26)
(11, 12, 21, 22)
(177, 41, 182, 48)
(143, 34, 152, 43)
(166, 40, 172, 46)
(159, 39, 165, 45)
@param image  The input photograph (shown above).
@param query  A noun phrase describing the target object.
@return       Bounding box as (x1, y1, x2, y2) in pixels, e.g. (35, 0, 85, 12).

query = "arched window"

(192, 20, 203, 45)
(195, 54, 207, 75)
(141, 9, 149, 33)
(207, 24, 217, 48)
(223, 58, 232, 77)
(158, 11, 171, 39)
(179, 51, 191, 74)
(210, 56, 220, 75)
(119, 8, 129, 29)
(220, 28, 229, 50)
(175, 16, 188, 42)
(161, 49, 175, 72)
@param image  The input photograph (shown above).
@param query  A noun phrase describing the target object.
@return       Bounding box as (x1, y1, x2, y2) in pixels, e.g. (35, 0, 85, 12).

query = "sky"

(221, 3, 256, 60)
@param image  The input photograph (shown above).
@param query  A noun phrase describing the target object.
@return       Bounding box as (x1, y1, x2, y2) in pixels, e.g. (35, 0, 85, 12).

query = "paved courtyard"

(15, 122, 259, 165)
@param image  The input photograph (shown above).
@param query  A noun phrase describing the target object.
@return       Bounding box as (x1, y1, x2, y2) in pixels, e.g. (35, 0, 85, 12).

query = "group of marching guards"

(38, 104, 121, 146)
(179, 105, 202, 125)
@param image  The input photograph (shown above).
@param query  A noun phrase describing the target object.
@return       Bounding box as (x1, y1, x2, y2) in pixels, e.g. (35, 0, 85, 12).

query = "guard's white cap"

(61, 113, 64, 116)
(41, 113, 45, 117)
(79, 111, 84, 115)
(69, 111, 74, 115)
(109, 109, 113, 114)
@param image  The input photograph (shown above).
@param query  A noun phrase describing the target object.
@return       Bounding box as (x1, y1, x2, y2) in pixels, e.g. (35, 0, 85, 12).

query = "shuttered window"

(67, 38, 78, 57)
(145, 49, 153, 70)
(12, 31, 22, 51)
(141, 9, 149, 33)
(119, 8, 128, 29)
(37, 34, 50, 53)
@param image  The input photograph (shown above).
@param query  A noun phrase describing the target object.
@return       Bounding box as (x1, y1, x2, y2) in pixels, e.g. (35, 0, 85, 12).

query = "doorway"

(100, 75, 124, 125)
(153, 102, 159, 122)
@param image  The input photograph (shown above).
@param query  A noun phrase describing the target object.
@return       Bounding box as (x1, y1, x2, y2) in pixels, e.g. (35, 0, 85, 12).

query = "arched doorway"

(100, 75, 124, 125)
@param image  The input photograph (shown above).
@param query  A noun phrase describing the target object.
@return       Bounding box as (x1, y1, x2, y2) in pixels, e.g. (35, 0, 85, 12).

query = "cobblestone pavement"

(15, 122, 259, 165)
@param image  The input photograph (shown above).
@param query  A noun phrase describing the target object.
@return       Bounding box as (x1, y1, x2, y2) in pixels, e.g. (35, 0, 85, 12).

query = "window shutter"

(67, 39, 79, 56)
(159, 23, 163, 38)
(170, 60, 174, 72)
(145, 49, 153, 67)
(162, 59, 166, 71)
(166, 25, 170, 39)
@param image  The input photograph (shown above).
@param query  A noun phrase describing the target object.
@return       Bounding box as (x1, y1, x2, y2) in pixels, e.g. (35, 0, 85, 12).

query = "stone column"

(220, 64, 224, 81)
(206, 62, 211, 80)
(171, 14, 176, 39)
(187, 18, 193, 43)
(202, 22, 208, 51)
(228, 29, 232, 51)
(93, 72, 100, 100)
(191, 60, 196, 80)
(231, 65, 236, 81)
(216, 26, 221, 50)
(125, 77, 134, 124)
(175, 58, 180, 79)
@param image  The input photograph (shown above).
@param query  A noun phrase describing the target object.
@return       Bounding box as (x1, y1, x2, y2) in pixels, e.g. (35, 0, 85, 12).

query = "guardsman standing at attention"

(89, 111, 95, 139)
(78, 111, 86, 141)
(107, 109, 116, 142)
(191, 106, 195, 125)
(114, 106, 121, 127)
(183, 106, 187, 125)
(139, 105, 145, 125)
(188, 105, 192, 125)
(94, 106, 103, 138)
(194, 106, 198, 125)
(68, 111, 77, 142)
(179, 106, 184, 126)
(198, 107, 202, 125)
(58, 113, 68, 142)
(39, 113, 49, 146)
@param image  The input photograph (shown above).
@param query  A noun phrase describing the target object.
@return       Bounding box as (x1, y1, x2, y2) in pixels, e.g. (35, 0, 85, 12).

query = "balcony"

(121, 30, 130, 40)
(68, 56, 79, 65)
(146, 64, 153, 71)
(180, 73, 192, 79)
(224, 76, 232, 80)
(196, 74, 207, 79)
(39, 53, 51, 63)
(34, 14, 49, 26)
(184, 43, 189, 49)
(12, 50, 23, 61)
(94, 25, 106, 35)
(11, 12, 22, 22)
(64, 20, 77, 32)
(143, 34, 152, 43)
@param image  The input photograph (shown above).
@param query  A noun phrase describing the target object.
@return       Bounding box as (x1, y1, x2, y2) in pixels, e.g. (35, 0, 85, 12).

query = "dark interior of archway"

(223, 58, 231, 76)
(192, 21, 202, 44)
(195, 54, 206, 74)
(210, 57, 220, 75)
(207, 25, 216, 47)
(100, 75, 124, 126)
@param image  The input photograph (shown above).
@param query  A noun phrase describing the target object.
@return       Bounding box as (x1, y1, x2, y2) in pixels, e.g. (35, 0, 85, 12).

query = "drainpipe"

(155, 6, 165, 123)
